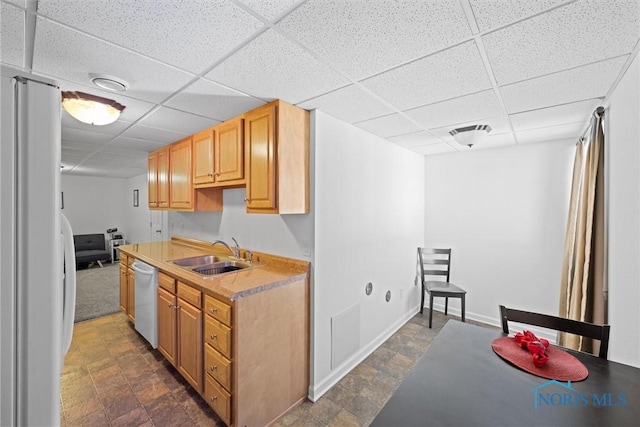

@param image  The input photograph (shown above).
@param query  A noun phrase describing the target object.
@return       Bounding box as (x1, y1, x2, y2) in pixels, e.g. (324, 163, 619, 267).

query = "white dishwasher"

(131, 260, 158, 348)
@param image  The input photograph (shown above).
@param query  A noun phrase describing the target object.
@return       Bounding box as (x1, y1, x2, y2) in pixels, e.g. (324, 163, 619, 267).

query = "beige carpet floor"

(74, 263, 120, 323)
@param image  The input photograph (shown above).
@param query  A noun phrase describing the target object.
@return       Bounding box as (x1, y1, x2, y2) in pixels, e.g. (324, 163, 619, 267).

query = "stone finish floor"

(61, 310, 494, 426)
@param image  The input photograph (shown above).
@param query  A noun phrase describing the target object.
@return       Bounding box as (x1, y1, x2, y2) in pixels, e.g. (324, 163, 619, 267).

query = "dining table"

(371, 320, 640, 426)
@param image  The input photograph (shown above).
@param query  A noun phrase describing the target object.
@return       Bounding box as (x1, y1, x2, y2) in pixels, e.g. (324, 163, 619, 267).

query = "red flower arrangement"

(514, 330, 550, 368)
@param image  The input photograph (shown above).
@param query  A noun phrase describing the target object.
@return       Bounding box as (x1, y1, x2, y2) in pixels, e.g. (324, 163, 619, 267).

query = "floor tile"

(61, 307, 495, 426)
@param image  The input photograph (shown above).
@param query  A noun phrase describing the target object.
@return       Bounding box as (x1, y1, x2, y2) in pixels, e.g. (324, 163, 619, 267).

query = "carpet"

(74, 263, 120, 323)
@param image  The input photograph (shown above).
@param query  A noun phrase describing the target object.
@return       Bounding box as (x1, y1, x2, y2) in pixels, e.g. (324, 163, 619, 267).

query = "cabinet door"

(177, 298, 203, 393)
(244, 104, 277, 210)
(119, 263, 127, 313)
(170, 138, 193, 209)
(148, 152, 158, 208)
(157, 147, 170, 208)
(127, 267, 135, 323)
(157, 287, 177, 366)
(193, 128, 215, 185)
(215, 118, 244, 184)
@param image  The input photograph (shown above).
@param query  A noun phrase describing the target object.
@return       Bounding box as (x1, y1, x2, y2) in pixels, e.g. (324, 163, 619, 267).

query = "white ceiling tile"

(110, 136, 166, 152)
(277, 0, 471, 80)
(404, 90, 503, 129)
(469, 132, 517, 150)
(33, 18, 194, 103)
(387, 131, 443, 147)
(206, 29, 350, 104)
(411, 143, 457, 156)
(500, 57, 626, 113)
(139, 106, 220, 134)
(123, 125, 188, 145)
(1, 3, 25, 68)
(297, 84, 395, 124)
(510, 99, 601, 131)
(167, 79, 265, 121)
(516, 122, 586, 144)
(469, 0, 569, 32)
(62, 127, 114, 145)
(6, 0, 26, 7)
(483, 0, 640, 85)
(238, 0, 301, 20)
(360, 41, 492, 111)
(37, 0, 263, 73)
(354, 113, 422, 139)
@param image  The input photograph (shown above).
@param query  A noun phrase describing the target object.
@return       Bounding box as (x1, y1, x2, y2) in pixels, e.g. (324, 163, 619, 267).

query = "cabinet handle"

(209, 308, 217, 314)
(168, 303, 173, 308)
(209, 365, 218, 371)
(175, 305, 181, 310)
(208, 173, 213, 177)
(210, 334, 217, 340)
(210, 396, 217, 402)
(244, 198, 250, 202)
(215, 172, 220, 177)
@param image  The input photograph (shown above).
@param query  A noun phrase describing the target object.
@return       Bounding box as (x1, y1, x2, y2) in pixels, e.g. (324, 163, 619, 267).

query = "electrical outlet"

(302, 240, 311, 256)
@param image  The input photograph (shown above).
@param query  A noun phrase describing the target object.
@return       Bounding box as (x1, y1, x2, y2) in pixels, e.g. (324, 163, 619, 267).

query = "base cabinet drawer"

(205, 374, 231, 426)
(205, 316, 232, 359)
(205, 343, 232, 391)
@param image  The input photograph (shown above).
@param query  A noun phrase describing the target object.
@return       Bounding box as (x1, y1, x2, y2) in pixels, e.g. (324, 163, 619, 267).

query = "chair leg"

(420, 286, 425, 314)
(429, 294, 434, 328)
(445, 297, 449, 315)
(461, 295, 466, 323)
(97, 260, 103, 268)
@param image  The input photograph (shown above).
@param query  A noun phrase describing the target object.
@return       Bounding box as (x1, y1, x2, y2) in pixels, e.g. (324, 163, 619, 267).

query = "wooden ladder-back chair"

(418, 248, 466, 328)
(499, 305, 610, 359)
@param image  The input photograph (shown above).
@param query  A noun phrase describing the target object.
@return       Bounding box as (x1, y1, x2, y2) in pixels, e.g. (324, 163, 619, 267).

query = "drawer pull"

(209, 308, 217, 314)
(168, 303, 173, 308)
(210, 396, 217, 402)
(209, 365, 218, 371)
(210, 334, 217, 340)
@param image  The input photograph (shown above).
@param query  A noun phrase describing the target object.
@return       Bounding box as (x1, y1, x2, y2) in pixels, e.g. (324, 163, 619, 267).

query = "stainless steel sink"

(192, 260, 251, 276)
(170, 255, 221, 267)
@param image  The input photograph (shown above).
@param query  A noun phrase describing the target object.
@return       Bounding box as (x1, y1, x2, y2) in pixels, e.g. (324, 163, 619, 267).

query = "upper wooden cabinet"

(244, 100, 309, 214)
(170, 137, 194, 209)
(193, 118, 244, 188)
(193, 128, 215, 186)
(147, 99, 308, 214)
(148, 146, 169, 209)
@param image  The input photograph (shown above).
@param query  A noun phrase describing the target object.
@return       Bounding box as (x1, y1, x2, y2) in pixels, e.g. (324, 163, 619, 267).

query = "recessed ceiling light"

(89, 73, 129, 92)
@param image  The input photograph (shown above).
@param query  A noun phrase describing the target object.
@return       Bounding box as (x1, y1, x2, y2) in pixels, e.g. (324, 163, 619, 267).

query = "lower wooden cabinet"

(119, 254, 135, 322)
(156, 273, 203, 393)
(154, 269, 309, 427)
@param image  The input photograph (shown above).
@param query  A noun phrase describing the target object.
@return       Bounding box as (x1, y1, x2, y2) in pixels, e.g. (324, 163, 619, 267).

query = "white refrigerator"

(1, 65, 77, 426)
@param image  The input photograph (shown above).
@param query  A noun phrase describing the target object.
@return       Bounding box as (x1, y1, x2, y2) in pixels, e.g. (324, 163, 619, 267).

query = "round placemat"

(492, 337, 588, 381)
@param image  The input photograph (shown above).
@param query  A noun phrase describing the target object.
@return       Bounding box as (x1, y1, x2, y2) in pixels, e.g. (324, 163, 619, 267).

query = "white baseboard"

(307, 306, 420, 402)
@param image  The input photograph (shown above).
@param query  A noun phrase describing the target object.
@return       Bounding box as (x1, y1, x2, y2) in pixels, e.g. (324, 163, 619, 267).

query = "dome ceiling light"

(449, 124, 492, 148)
(61, 91, 126, 126)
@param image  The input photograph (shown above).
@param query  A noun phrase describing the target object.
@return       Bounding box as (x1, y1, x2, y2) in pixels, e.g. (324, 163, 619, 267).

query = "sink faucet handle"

(231, 237, 240, 258)
(247, 250, 253, 264)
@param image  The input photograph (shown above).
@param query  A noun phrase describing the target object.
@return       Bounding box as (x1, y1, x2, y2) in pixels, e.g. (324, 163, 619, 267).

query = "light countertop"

(119, 236, 309, 302)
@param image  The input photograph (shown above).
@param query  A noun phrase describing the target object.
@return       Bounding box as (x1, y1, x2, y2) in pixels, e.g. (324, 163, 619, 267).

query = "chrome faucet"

(212, 238, 240, 259)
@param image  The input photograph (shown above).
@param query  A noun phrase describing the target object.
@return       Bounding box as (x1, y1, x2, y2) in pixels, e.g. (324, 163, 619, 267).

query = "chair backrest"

(499, 305, 610, 359)
(418, 248, 451, 283)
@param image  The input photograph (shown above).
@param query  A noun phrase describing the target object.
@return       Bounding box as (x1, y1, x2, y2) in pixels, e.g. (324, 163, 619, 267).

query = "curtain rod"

(577, 106, 605, 144)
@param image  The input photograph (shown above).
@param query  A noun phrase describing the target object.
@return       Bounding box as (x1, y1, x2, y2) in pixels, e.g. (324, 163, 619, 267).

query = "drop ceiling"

(1, 0, 638, 178)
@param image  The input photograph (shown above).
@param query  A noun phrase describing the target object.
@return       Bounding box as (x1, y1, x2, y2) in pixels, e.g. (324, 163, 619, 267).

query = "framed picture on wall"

(133, 189, 139, 207)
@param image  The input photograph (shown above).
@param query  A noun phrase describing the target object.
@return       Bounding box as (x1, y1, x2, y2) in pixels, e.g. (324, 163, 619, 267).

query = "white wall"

(606, 53, 640, 367)
(61, 175, 126, 238)
(424, 140, 575, 330)
(122, 173, 152, 244)
(311, 111, 425, 399)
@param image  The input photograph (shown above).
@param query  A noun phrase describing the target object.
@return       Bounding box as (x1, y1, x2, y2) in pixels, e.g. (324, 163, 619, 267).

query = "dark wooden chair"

(418, 248, 466, 328)
(499, 305, 610, 359)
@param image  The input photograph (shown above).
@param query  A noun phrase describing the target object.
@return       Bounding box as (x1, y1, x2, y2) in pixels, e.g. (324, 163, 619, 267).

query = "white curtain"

(558, 107, 606, 354)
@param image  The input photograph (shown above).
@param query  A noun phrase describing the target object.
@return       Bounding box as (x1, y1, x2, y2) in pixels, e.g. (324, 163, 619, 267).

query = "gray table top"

(371, 320, 640, 427)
